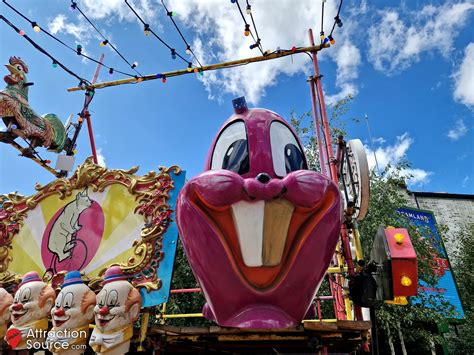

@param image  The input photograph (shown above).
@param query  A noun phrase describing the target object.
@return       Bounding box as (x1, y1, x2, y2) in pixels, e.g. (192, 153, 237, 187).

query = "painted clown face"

(94, 281, 140, 332)
(52, 283, 95, 330)
(0, 288, 13, 329)
(10, 281, 54, 327)
(177, 107, 342, 328)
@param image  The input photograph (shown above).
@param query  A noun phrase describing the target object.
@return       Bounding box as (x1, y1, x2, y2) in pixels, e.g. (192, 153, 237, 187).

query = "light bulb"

(394, 233, 405, 245)
(144, 24, 150, 36)
(186, 45, 191, 55)
(132, 61, 138, 69)
(244, 24, 250, 37)
(162, 76, 167, 83)
(19, 30, 25, 36)
(32, 22, 40, 32)
(401, 276, 412, 287)
(187, 63, 193, 72)
(291, 46, 297, 52)
(246, 5, 251, 14)
(100, 39, 108, 47)
(70, 1, 77, 11)
(194, 68, 199, 73)
(109, 68, 114, 75)
(52, 61, 58, 68)
(328, 35, 335, 45)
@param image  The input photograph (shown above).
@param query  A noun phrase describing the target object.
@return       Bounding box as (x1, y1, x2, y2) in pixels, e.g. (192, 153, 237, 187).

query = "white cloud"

(453, 43, 474, 107)
(447, 119, 468, 140)
(368, 2, 474, 73)
(365, 132, 432, 186)
(48, 14, 91, 42)
(96, 148, 106, 167)
(462, 175, 470, 188)
(168, 0, 362, 104)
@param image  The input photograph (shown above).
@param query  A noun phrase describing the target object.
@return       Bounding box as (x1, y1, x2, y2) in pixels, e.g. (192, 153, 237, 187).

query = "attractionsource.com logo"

(5, 327, 88, 351)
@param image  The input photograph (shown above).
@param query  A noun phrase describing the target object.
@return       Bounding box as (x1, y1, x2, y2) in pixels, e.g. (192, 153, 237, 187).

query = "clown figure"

(7, 271, 55, 350)
(0, 287, 13, 339)
(47, 271, 95, 354)
(89, 266, 141, 354)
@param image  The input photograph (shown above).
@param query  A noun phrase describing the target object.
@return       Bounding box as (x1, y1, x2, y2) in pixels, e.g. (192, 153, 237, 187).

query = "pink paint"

(41, 201, 104, 273)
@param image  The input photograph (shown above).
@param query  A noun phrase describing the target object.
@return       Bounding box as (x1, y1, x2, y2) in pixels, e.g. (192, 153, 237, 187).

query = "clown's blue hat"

(62, 271, 84, 288)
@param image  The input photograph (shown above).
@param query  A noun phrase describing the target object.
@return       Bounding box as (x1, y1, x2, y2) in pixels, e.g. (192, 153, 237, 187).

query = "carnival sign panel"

(0, 157, 185, 307)
(397, 207, 464, 320)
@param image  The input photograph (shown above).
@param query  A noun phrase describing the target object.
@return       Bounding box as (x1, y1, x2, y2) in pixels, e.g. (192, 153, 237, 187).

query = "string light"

(193, 68, 199, 73)
(335, 16, 343, 28)
(52, 60, 58, 68)
(70, 1, 77, 11)
(244, 24, 250, 36)
(291, 46, 297, 52)
(144, 24, 151, 36)
(231, 0, 236, 3)
(160, 0, 204, 69)
(246, 4, 251, 14)
(171, 48, 177, 59)
(155, 73, 163, 79)
(132, 61, 138, 69)
(31, 21, 40, 32)
(109, 68, 114, 75)
(320, 31, 325, 41)
(74, 1, 142, 76)
(187, 62, 193, 72)
(162, 76, 167, 83)
(2, 0, 136, 78)
(328, 35, 335, 45)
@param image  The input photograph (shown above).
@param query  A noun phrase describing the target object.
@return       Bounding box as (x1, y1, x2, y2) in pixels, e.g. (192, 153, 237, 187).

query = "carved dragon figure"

(0, 56, 67, 154)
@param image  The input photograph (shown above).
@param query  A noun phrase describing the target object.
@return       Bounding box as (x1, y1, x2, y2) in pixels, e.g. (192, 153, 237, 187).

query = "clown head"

(51, 271, 95, 330)
(0, 287, 13, 337)
(94, 266, 141, 332)
(10, 271, 55, 327)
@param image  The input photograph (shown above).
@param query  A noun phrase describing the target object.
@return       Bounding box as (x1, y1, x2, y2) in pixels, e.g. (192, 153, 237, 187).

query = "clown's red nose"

(54, 308, 65, 317)
(99, 306, 109, 316)
(12, 303, 23, 311)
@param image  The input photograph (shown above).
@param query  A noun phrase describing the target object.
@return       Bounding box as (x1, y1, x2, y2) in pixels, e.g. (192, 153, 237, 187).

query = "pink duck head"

(176, 97, 342, 328)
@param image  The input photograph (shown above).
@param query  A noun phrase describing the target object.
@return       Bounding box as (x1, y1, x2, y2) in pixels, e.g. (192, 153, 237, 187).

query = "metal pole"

(309, 77, 328, 175)
(308, 29, 338, 180)
(85, 54, 103, 164)
(67, 44, 326, 92)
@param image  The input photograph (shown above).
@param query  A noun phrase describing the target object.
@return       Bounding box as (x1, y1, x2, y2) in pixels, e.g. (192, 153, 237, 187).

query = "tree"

(448, 223, 474, 353)
(290, 99, 458, 354)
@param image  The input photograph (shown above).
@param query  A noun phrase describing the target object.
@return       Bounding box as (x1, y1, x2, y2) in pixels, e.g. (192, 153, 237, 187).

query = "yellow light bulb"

(33, 25, 40, 32)
(394, 233, 405, 244)
(401, 276, 412, 287)
(100, 42, 105, 47)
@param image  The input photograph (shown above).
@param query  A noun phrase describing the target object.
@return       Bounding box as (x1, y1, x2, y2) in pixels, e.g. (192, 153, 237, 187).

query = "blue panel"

(397, 207, 464, 320)
(140, 171, 186, 307)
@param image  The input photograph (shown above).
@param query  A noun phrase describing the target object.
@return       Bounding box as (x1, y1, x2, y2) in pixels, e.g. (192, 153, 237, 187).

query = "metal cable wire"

(124, 0, 191, 66)
(72, 0, 142, 76)
(233, 0, 264, 55)
(2, 0, 136, 78)
(160, 0, 203, 68)
(245, 0, 264, 53)
(0, 14, 90, 85)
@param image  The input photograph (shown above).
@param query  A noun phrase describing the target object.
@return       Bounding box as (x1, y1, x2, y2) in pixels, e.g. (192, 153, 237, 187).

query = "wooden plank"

(336, 320, 372, 331)
(303, 322, 339, 331)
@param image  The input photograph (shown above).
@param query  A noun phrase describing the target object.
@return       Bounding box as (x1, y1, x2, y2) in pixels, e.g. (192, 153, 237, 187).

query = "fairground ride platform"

(148, 320, 372, 354)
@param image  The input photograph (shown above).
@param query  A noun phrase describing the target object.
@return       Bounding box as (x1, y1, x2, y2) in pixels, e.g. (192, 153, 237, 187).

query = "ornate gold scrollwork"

(0, 157, 181, 293)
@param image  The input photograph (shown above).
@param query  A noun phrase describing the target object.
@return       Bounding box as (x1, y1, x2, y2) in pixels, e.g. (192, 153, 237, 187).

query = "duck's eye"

(211, 121, 249, 175)
(270, 121, 307, 176)
(16, 65, 22, 71)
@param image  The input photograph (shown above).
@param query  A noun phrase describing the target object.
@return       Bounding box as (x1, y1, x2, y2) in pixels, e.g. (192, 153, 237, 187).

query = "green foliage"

(448, 223, 474, 353)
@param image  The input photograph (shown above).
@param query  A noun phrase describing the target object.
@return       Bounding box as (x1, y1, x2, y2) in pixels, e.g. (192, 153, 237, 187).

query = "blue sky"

(0, 0, 473, 196)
